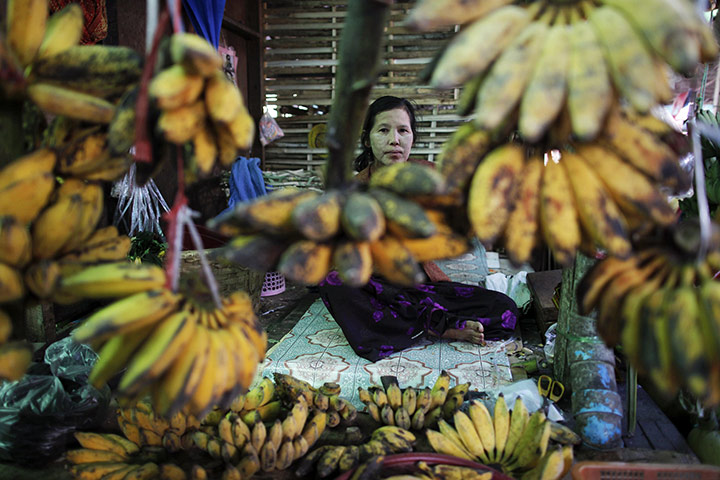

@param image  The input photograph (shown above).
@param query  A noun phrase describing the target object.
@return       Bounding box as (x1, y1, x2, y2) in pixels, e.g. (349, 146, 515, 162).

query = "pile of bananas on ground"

(148, 32, 254, 180)
(209, 161, 474, 286)
(296, 425, 417, 478)
(408, 0, 716, 143)
(63, 264, 266, 417)
(577, 222, 720, 405)
(358, 371, 468, 431)
(2, 0, 143, 124)
(426, 395, 574, 480)
(438, 106, 688, 266)
(273, 373, 359, 427)
(68, 391, 329, 479)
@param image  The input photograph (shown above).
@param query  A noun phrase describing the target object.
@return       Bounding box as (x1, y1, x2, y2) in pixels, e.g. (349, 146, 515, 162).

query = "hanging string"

(692, 0, 718, 262)
(168, 0, 185, 33)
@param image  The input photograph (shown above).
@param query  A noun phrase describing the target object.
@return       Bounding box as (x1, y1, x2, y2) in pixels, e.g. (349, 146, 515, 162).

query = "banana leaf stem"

(324, 0, 392, 188)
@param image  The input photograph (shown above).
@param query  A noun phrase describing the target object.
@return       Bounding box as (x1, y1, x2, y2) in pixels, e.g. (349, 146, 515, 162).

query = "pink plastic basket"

(261, 271, 286, 297)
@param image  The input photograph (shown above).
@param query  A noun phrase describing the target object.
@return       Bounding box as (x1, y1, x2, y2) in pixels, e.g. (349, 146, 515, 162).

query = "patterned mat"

(259, 298, 515, 409)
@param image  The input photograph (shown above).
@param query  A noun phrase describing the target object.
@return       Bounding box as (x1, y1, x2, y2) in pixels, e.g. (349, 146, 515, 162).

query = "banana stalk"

(324, 0, 392, 188)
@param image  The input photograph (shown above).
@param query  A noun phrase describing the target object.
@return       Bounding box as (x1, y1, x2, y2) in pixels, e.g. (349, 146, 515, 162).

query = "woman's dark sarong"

(318, 271, 519, 362)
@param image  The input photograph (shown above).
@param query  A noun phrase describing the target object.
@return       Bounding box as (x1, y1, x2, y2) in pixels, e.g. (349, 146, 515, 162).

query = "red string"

(133, 7, 170, 163)
(162, 149, 188, 290)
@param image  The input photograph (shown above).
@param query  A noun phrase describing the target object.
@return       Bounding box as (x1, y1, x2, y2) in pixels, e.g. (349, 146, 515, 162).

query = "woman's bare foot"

(442, 320, 485, 344)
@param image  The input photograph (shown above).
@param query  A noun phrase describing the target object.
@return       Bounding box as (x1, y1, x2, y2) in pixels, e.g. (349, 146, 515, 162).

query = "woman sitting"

(318, 96, 519, 362)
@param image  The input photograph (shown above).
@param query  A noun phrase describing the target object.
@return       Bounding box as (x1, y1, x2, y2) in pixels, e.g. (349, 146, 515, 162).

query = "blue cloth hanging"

(219, 157, 267, 217)
(181, 0, 226, 48)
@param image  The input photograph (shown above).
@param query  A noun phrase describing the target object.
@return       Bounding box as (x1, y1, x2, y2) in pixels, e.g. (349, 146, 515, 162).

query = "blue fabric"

(220, 157, 267, 217)
(181, 0, 226, 48)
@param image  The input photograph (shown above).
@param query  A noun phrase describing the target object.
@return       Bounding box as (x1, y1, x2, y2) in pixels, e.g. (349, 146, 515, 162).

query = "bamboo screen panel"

(262, 0, 464, 172)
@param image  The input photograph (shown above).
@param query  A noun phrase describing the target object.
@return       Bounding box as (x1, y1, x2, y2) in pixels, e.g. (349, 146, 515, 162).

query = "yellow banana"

(453, 410, 489, 462)
(368, 162, 445, 197)
(492, 394, 510, 462)
(277, 239, 333, 285)
(36, 3, 83, 60)
(0, 158, 56, 225)
(0, 341, 32, 381)
(0, 310, 12, 344)
(72, 288, 180, 344)
(561, 150, 631, 257)
(6, 0, 47, 66)
(0, 263, 24, 303)
(668, 286, 710, 399)
(402, 387, 417, 416)
(333, 240, 373, 287)
(501, 396, 530, 462)
(430, 5, 531, 88)
(575, 143, 675, 226)
(467, 144, 525, 245)
(539, 156, 580, 266)
(205, 70, 243, 123)
(27, 83, 116, 124)
(149, 64, 205, 110)
(0, 216, 31, 268)
(567, 20, 612, 141)
(191, 124, 218, 178)
(158, 101, 206, 145)
(370, 188, 436, 239)
(57, 262, 167, 298)
(276, 440, 295, 470)
(475, 20, 548, 131)
(30, 45, 144, 98)
(588, 6, 656, 112)
(602, 108, 688, 193)
(468, 400, 495, 460)
(243, 188, 318, 235)
(504, 155, 542, 265)
(88, 323, 155, 389)
(506, 411, 550, 470)
(31, 192, 83, 259)
(73, 431, 140, 456)
(170, 33, 223, 77)
(341, 192, 386, 242)
(437, 122, 493, 196)
(118, 309, 196, 396)
(406, 0, 513, 31)
(370, 235, 424, 286)
(426, 428, 475, 461)
(108, 86, 139, 157)
(61, 182, 104, 254)
(519, 22, 570, 143)
(292, 190, 343, 241)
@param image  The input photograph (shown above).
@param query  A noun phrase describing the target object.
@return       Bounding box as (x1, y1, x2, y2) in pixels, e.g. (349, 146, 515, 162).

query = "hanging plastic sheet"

(182, 0, 227, 48)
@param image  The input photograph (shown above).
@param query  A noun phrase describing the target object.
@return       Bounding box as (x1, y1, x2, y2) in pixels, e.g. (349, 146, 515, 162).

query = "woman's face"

(368, 107, 414, 166)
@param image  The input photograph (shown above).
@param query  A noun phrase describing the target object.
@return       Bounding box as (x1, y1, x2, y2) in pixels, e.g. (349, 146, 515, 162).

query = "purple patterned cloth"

(318, 274, 519, 362)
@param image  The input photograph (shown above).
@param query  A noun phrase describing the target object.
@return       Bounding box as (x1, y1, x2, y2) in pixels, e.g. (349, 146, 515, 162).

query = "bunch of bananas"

(67, 431, 163, 480)
(273, 373, 359, 427)
(210, 161, 473, 287)
(426, 396, 573, 480)
(148, 33, 254, 180)
(408, 0, 716, 143)
(441, 107, 686, 266)
(115, 398, 201, 450)
(3, 0, 143, 123)
(577, 230, 720, 405)
(295, 425, 416, 478)
(190, 395, 328, 476)
(68, 267, 267, 417)
(358, 371, 469, 430)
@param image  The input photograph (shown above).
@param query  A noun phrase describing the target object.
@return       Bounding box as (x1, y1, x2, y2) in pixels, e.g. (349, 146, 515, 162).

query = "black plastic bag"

(0, 337, 111, 465)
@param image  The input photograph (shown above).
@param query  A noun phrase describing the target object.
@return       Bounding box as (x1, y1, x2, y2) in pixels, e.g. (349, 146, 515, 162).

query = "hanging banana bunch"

(146, 33, 255, 182)
(409, 0, 716, 142)
(577, 220, 720, 406)
(209, 161, 474, 287)
(410, 0, 716, 266)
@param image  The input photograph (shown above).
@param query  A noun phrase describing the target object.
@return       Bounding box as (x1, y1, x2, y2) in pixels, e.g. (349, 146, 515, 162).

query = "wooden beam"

(222, 16, 261, 40)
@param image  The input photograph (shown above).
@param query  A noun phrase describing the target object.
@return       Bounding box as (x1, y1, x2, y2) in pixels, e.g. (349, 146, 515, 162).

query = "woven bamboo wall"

(262, 0, 463, 172)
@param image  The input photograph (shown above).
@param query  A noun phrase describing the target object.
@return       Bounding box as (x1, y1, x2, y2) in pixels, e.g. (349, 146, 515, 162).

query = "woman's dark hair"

(353, 96, 418, 172)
